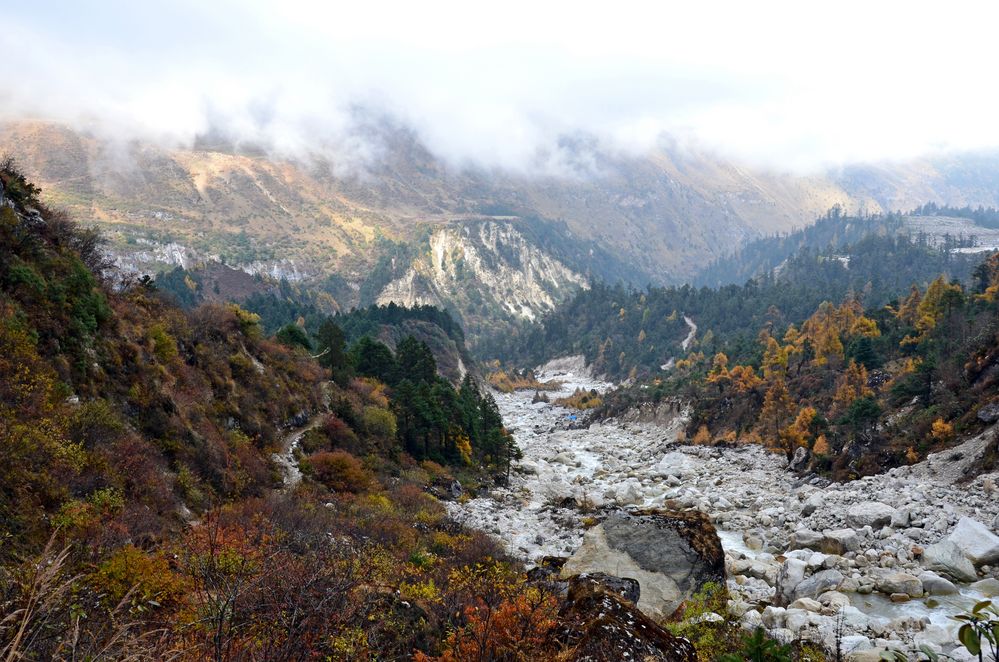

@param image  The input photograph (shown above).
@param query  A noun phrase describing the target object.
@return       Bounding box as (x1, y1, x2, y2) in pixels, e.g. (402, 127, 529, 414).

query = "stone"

(919, 570, 957, 595)
(791, 528, 824, 550)
(922, 540, 978, 582)
(918, 571, 958, 595)
(784, 608, 809, 633)
(948, 517, 999, 565)
(776, 558, 808, 605)
(789, 597, 823, 612)
(570, 573, 641, 605)
(762, 605, 786, 629)
(818, 590, 851, 611)
(977, 402, 999, 424)
(873, 571, 922, 597)
(823, 529, 861, 554)
(846, 502, 897, 529)
(556, 574, 697, 661)
(561, 509, 725, 620)
(789, 446, 809, 472)
(792, 569, 845, 601)
(889, 593, 910, 603)
(801, 491, 825, 516)
(741, 609, 763, 629)
(971, 577, 999, 597)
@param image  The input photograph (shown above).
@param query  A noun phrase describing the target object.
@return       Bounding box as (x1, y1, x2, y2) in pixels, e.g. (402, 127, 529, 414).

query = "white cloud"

(3, 0, 999, 173)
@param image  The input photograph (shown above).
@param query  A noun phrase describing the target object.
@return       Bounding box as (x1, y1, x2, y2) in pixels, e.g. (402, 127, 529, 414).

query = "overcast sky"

(3, 0, 998, 173)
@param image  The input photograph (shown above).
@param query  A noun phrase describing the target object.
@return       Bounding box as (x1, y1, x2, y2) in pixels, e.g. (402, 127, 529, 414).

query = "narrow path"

(681, 315, 697, 351)
(272, 384, 332, 490)
(272, 419, 321, 490)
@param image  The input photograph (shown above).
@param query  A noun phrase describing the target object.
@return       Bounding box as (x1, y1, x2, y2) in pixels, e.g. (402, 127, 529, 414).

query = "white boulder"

(948, 517, 999, 565)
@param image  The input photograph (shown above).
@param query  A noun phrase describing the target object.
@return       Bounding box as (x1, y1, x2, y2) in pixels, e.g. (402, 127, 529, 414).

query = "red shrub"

(308, 451, 373, 493)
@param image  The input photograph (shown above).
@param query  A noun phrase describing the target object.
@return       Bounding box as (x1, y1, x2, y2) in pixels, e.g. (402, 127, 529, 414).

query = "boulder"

(788, 597, 822, 612)
(792, 569, 845, 601)
(570, 573, 641, 605)
(948, 517, 999, 565)
(561, 509, 725, 620)
(921, 540, 977, 582)
(789, 446, 809, 471)
(918, 571, 958, 595)
(872, 571, 922, 597)
(556, 575, 697, 661)
(846, 502, 897, 529)
(822, 528, 861, 554)
(977, 402, 999, 424)
(971, 577, 999, 597)
(817, 590, 851, 611)
(776, 558, 808, 605)
(790, 528, 823, 550)
(801, 491, 825, 517)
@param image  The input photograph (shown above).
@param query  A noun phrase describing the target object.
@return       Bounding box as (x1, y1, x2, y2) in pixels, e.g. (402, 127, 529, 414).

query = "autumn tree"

(758, 379, 796, 458)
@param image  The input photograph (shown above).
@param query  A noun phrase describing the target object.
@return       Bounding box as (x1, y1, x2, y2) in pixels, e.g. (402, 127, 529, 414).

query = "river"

(447, 357, 999, 659)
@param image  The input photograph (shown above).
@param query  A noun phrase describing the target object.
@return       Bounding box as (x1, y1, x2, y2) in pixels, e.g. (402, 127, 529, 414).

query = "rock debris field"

(447, 357, 999, 661)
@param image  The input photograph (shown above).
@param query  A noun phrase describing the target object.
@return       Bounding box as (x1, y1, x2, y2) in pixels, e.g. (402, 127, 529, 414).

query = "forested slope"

(0, 162, 557, 660)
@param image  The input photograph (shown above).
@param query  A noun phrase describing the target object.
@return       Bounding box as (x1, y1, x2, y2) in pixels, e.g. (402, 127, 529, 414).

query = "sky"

(3, 0, 999, 173)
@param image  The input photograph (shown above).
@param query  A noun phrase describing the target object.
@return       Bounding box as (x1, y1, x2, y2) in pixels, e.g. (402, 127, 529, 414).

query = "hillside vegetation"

(0, 163, 571, 660)
(486, 206, 999, 479)
(486, 221, 986, 380)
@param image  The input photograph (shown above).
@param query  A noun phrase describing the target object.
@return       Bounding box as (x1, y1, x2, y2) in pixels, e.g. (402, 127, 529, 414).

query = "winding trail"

(273, 419, 321, 490)
(681, 315, 697, 351)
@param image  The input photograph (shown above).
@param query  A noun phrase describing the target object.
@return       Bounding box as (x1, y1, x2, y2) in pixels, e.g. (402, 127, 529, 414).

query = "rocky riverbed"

(447, 357, 999, 661)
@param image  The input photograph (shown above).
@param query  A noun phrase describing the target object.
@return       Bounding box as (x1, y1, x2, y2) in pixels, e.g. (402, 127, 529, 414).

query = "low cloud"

(4, 0, 999, 175)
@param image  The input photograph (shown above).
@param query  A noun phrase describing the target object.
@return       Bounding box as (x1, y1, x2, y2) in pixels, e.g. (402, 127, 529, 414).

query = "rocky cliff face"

(377, 221, 588, 341)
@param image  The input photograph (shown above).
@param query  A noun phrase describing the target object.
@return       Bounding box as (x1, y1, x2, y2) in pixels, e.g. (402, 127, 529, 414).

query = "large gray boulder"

(846, 502, 897, 529)
(921, 540, 977, 582)
(822, 528, 862, 554)
(561, 509, 725, 620)
(918, 571, 958, 595)
(776, 558, 809, 604)
(792, 569, 845, 601)
(978, 402, 999, 424)
(948, 517, 999, 565)
(790, 528, 823, 550)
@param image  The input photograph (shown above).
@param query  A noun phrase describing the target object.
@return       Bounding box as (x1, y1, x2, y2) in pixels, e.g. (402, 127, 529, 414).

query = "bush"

(275, 323, 312, 350)
(307, 450, 373, 493)
(91, 545, 184, 610)
(321, 414, 359, 449)
(363, 406, 397, 440)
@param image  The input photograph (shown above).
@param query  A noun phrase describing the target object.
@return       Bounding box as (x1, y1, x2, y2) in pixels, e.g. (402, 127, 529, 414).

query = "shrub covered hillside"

(0, 163, 576, 660)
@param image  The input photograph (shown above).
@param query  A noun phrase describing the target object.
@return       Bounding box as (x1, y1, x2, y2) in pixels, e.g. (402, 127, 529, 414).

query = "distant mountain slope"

(9, 118, 999, 350)
(0, 118, 895, 285)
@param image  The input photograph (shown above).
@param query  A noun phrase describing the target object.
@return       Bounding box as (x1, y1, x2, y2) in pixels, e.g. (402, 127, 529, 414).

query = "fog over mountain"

(7, 0, 999, 174)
